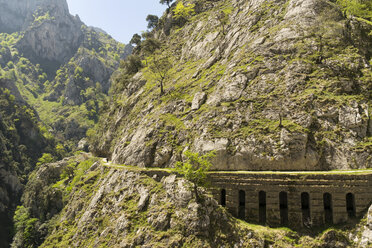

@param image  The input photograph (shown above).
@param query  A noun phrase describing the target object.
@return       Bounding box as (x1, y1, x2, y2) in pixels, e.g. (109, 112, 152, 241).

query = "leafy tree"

(149, 52, 172, 95)
(121, 54, 143, 74)
(141, 31, 153, 40)
(336, 0, 372, 20)
(173, 2, 195, 21)
(60, 162, 77, 180)
(175, 150, 216, 202)
(159, 0, 174, 8)
(146, 14, 159, 29)
(36, 153, 54, 166)
(217, 11, 229, 35)
(307, 9, 344, 64)
(129, 33, 142, 46)
(13, 206, 41, 248)
(55, 143, 66, 159)
(141, 38, 161, 57)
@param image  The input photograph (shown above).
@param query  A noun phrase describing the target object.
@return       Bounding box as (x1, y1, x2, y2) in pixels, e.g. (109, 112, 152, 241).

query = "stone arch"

(220, 189, 226, 207)
(323, 192, 333, 224)
(301, 192, 311, 227)
(259, 191, 266, 224)
(346, 193, 356, 218)
(238, 190, 246, 219)
(279, 191, 288, 225)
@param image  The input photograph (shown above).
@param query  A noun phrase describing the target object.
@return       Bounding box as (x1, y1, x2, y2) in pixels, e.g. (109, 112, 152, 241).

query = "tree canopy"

(173, 2, 195, 21)
(175, 150, 216, 201)
(146, 15, 159, 29)
(159, 0, 174, 8)
(336, 0, 372, 20)
(129, 33, 141, 46)
(121, 54, 142, 74)
(148, 52, 172, 95)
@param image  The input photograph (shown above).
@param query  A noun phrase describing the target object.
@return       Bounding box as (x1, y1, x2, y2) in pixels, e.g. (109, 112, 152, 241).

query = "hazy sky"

(66, 0, 167, 44)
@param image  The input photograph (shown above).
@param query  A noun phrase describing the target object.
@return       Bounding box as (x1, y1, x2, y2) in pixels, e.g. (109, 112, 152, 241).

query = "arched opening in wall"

(279, 191, 288, 225)
(238, 190, 246, 220)
(346, 193, 356, 219)
(220, 189, 226, 207)
(301, 192, 311, 227)
(323, 193, 333, 224)
(259, 191, 266, 224)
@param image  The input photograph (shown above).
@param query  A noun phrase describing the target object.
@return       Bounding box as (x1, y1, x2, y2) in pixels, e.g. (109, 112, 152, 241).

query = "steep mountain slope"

(0, 0, 69, 34)
(4, 0, 372, 247)
(0, 0, 131, 149)
(0, 0, 131, 245)
(0, 79, 51, 247)
(12, 155, 364, 248)
(92, 0, 372, 171)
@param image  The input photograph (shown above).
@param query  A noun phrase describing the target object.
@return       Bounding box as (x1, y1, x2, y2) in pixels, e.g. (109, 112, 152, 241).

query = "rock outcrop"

(355, 205, 372, 247)
(93, 0, 372, 171)
(0, 0, 130, 146)
(0, 0, 69, 33)
(3, 0, 83, 75)
(16, 7, 83, 75)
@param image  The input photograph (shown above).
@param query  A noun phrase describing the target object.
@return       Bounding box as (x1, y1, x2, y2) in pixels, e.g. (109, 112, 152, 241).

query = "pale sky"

(66, 0, 167, 44)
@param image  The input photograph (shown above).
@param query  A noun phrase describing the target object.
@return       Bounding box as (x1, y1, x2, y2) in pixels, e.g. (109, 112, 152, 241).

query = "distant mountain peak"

(0, 0, 69, 33)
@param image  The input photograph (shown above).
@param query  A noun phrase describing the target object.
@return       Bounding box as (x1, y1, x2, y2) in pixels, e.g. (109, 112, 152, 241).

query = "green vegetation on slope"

(336, 0, 372, 22)
(12, 155, 368, 248)
(0, 16, 128, 151)
(0, 85, 56, 247)
(91, 0, 372, 170)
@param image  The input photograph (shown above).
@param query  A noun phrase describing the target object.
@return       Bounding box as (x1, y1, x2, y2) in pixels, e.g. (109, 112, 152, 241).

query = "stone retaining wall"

(209, 172, 372, 227)
(141, 168, 372, 227)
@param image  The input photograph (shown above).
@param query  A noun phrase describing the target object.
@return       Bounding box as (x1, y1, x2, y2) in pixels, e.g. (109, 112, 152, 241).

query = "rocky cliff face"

(355, 205, 372, 247)
(0, 0, 69, 34)
(16, 6, 83, 76)
(1, 0, 372, 247)
(93, 0, 372, 171)
(0, 0, 130, 147)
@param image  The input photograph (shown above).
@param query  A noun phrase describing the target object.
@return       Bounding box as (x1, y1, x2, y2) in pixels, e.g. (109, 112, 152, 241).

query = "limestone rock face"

(368, 205, 372, 229)
(15, 1, 83, 75)
(352, 204, 372, 247)
(0, 0, 130, 148)
(94, 0, 372, 171)
(0, 0, 69, 33)
(191, 92, 207, 110)
(359, 205, 372, 247)
(62, 49, 114, 105)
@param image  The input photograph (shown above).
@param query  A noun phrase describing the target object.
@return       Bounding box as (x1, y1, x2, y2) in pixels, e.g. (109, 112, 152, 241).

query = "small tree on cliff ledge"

(175, 150, 216, 202)
(149, 52, 171, 95)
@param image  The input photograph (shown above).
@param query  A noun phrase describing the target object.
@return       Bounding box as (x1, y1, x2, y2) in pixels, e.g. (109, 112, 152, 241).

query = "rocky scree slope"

(93, 0, 372, 171)
(12, 155, 368, 248)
